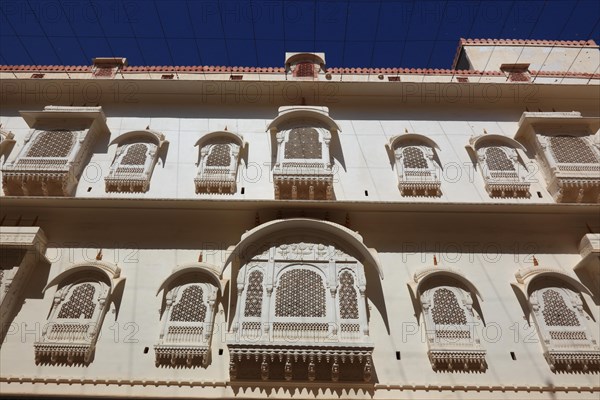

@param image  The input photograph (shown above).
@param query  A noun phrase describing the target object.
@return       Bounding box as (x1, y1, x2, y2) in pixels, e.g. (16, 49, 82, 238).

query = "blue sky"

(1, 0, 599, 68)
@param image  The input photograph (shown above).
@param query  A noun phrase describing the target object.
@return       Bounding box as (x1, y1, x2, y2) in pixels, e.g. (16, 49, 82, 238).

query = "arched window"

(195, 131, 244, 194)
(1, 106, 107, 196)
(527, 279, 599, 372)
(105, 130, 166, 193)
(268, 106, 340, 200)
(412, 266, 487, 372)
(228, 219, 382, 383)
(155, 264, 221, 367)
(469, 135, 531, 198)
(388, 135, 441, 197)
(34, 266, 120, 365)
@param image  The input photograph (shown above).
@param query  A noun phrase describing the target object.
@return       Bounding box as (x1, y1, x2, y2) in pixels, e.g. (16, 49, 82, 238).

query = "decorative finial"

(404, 128, 408, 134)
(533, 256, 538, 266)
(96, 249, 103, 261)
(483, 129, 488, 134)
(198, 252, 203, 262)
(224, 125, 228, 131)
(433, 255, 438, 266)
(146, 125, 150, 130)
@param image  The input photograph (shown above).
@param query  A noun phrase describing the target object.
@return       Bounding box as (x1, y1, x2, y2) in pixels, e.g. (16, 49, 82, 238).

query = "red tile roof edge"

(1, 65, 598, 79)
(451, 38, 598, 69)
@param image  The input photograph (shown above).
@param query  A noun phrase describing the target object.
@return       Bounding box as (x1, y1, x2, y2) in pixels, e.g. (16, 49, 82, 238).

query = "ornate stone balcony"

(228, 325, 374, 382)
(195, 166, 237, 194)
(397, 168, 442, 197)
(273, 162, 334, 200)
(483, 170, 531, 198)
(154, 325, 209, 367)
(1, 106, 109, 196)
(515, 112, 600, 203)
(34, 323, 97, 365)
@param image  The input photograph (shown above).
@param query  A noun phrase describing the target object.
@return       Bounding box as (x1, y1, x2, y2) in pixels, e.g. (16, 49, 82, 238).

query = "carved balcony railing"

(546, 162, 600, 203)
(34, 321, 97, 365)
(397, 167, 441, 197)
(105, 165, 150, 193)
(273, 162, 334, 200)
(1, 106, 109, 197)
(195, 166, 237, 194)
(426, 325, 487, 371)
(483, 169, 531, 198)
(154, 324, 210, 367)
(229, 321, 373, 383)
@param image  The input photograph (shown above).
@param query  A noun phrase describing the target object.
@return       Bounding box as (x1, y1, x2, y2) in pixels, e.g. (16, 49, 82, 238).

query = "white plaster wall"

(463, 45, 600, 73)
(0, 108, 572, 203)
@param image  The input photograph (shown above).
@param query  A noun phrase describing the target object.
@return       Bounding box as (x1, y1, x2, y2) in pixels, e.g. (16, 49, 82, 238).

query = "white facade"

(0, 39, 599, 399)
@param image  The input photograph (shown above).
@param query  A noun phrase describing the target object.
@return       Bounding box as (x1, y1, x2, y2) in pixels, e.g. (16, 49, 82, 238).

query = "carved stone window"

(243, 270, 263, 317)
(469, 135, 531, 198)
(195, 131, 244, 195)
(105, 131, 165, 193)
(387, 135, 442, 197)
(528, 283, 600, 372)
(295, 62, 315, 77)
(284, 128, 322, 159)
(420, 284, 486, 371)
(35, 277, 109, 365)
(1, 106, 109, 196)
(275, 268, 326, 318)
(485, 147, 515, 171)
(26, 130, 75, 158)
(338, 271, 359, 320)
(228, 226, 377, 383)
(155, 264, 221, 367)
(549, 136, 598, 164)
(57, 283, 96, 319)
(403, 147, 429, 169)
(285, 53, 324, 79)
(515, 112, 600, 203)
(269, 106, 340, 200)
(170, 285, 207, 322)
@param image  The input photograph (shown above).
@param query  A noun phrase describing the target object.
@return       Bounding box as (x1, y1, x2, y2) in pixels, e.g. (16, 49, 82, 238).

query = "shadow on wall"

(0, 250, 51, 344)
(230, 381, 376, 397)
